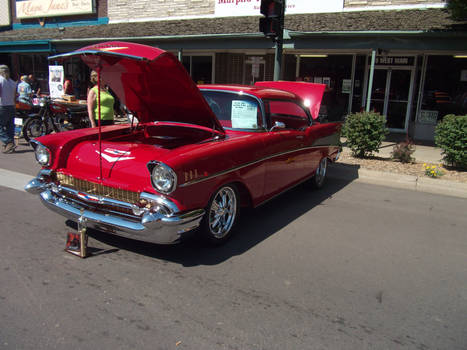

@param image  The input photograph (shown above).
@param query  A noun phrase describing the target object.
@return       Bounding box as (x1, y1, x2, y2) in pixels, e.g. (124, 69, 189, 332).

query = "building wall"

(108, 0, 447, 22)
(10, 0, 107, 25)
(109, 0, 213, 22)
(344, 0, 446, 7)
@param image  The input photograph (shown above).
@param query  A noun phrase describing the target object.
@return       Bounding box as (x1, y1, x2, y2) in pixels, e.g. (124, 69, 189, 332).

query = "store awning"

(0, 40, 53, 53)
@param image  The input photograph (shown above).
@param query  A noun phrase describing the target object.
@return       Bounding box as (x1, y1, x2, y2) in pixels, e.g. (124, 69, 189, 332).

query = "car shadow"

(79, 166, 360, 266)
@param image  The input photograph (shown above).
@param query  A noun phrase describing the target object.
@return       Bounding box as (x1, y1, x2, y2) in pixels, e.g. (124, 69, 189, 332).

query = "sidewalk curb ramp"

(329, 164, 467, 199)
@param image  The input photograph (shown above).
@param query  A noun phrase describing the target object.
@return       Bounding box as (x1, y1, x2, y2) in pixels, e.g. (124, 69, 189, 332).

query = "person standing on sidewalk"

(0, 65, 17, 153)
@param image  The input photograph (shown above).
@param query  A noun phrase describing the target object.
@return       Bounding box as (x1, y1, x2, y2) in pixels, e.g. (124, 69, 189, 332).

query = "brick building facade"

(0, 0, 465, 140)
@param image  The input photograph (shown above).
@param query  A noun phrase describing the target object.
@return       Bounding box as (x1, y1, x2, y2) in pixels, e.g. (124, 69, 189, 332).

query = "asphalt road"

(0, 142, 466, 350)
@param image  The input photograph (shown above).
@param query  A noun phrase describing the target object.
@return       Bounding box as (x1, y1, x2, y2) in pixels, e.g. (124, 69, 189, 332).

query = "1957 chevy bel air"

(25, 41, 341, 245)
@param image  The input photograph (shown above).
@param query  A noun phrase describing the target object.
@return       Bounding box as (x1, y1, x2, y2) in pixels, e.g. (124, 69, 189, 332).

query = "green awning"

(0, 40, 53, 53)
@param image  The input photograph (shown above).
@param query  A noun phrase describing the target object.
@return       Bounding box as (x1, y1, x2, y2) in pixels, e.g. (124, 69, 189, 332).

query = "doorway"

(368, 67, 415, 132)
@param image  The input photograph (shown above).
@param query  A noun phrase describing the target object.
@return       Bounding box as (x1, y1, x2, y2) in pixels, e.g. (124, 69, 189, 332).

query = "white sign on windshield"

(231, 100, 258, 129)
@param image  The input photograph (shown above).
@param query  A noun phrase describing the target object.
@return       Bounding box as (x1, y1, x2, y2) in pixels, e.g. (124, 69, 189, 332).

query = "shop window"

(299, 55, 352, 121)
(182, 55, 213, 84)
(16, 54, 49, 94)
(422, 55, 467, 120)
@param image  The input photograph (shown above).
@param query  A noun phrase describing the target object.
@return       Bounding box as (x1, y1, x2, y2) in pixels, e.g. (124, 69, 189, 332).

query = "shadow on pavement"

(73, 168, 360, 266)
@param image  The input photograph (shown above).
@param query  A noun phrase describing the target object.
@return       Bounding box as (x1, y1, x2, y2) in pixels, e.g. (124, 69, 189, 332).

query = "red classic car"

(25, 41, 341, 245)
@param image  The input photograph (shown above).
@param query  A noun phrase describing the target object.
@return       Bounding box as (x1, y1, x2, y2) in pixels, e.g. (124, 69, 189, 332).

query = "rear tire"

(200, 185, 239, 245)
(23, 117, 47, 143)
(311, 157, 327, 189)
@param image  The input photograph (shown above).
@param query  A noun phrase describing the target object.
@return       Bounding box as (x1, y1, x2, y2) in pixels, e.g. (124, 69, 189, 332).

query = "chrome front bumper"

(25, 171, 205, 244)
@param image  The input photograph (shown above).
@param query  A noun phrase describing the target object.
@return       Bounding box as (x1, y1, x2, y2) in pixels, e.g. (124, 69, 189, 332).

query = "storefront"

(0, 7, 465, 141)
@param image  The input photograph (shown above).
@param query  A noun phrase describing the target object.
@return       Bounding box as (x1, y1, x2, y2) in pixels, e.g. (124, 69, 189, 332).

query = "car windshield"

(201, 90, 263, 130)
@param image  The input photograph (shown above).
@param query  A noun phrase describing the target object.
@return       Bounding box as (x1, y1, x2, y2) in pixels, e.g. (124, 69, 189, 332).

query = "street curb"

(328, 164, 467, 199)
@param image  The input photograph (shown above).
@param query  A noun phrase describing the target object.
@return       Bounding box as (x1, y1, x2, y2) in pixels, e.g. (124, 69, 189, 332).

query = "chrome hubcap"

(208, 187, 237, 239)
(315, 158, 327, 185)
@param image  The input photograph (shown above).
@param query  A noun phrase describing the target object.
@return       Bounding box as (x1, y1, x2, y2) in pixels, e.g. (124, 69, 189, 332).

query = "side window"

(201, 91, 263, 130)
(268, 100, 310, 130)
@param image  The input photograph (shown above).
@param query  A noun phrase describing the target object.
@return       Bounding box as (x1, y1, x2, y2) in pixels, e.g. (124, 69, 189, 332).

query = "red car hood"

(254, 81, 325, 120)
(65, 140, 170, 191)
(49, 41, 224, 133)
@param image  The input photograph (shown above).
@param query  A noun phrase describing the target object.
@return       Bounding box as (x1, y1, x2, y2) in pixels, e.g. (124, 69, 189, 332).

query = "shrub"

(392, 141, 416, 163)
(341, 111, 389, 158)
(434, 114, 467, 168)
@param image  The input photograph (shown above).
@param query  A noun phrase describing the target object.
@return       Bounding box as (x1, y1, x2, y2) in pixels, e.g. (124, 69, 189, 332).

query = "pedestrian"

(28, 74, 41, 95)
(87, 70, 115, 127)
(0, 65, 17, 153)
(64, 75, 73, 95)
(17, 75, 32, 105)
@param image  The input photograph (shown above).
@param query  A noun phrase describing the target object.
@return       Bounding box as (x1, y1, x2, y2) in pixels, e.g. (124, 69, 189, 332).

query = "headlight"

(148, 162, 177, 194)
(39, 97, 47, 107)
(33, 142, 51, 166)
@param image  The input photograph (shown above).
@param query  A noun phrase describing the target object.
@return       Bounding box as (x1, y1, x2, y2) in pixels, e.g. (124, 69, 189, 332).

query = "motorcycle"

(14, 98, 41, 137)
(22, 96, 90, 143)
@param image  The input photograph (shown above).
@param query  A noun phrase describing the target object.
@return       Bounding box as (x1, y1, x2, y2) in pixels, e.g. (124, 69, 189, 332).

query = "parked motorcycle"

(22, 96, 90, 143)
(14, 98, 41, 137)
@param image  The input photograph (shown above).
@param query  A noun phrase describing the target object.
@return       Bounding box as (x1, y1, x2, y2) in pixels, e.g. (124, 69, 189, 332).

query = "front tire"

(23, 117, 47, 143)
(201, 185, 239, 245)
(312, 157, 328, 189)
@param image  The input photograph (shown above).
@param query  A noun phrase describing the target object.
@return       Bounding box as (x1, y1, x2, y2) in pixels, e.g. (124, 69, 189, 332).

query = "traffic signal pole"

(260, 0, 286, 81)
(273, 1, 285, 81)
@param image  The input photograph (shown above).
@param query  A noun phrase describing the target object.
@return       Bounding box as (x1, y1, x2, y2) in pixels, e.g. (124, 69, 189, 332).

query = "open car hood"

(254, 81, 325, 120)
(49, 41, 224, 133)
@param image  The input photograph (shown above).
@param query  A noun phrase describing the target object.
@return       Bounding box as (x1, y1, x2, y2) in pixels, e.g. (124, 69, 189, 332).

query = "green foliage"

(391, 141, 416, 163)
(434, 114, 467, 168)
(341, 111, 389, 158)
(447, 0, 467, 21)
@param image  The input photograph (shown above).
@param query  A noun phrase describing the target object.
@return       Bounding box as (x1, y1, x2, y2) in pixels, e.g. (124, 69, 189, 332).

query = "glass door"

(369, 67, 415, 132)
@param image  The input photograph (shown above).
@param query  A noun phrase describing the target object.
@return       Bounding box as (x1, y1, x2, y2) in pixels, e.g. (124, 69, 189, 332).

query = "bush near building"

(342, 111, 389, 158)
(434, 114, 467, 169)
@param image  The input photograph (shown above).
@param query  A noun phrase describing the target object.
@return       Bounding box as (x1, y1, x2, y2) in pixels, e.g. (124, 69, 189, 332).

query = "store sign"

(418, 110, 438, 125)
(375, 56, 414, 66)
(341, 79, 351, 94)
(215, 0, 343, 17)
(16, 0, 95, 19)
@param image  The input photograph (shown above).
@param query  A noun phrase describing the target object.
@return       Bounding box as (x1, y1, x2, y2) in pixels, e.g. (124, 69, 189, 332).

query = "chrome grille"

(56, 172, 140, 204)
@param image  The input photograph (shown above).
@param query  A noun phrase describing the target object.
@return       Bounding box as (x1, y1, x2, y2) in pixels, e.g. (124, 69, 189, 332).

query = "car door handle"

(296, 135, 304, 139)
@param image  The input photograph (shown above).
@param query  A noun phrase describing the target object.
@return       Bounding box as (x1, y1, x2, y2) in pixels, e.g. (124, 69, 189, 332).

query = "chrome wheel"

(207, 186, 238, 239)
(313, 157, 327, 188)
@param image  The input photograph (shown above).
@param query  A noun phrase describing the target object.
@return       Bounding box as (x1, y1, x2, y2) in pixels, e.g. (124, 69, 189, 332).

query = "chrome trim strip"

(179, 145, 335, 188)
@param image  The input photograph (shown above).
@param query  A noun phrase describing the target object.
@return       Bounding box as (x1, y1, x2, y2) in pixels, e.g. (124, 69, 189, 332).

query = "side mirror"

(270, 121, 285, 132)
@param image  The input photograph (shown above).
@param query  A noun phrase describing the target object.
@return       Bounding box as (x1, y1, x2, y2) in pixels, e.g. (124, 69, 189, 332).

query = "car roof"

(198, 84, 300, 101)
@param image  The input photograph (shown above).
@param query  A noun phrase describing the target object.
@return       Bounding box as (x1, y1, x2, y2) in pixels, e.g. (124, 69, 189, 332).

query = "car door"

(263, 100, 315, 198)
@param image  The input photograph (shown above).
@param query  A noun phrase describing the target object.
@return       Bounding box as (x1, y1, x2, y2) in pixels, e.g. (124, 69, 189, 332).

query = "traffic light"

(259, 0, 284, 38)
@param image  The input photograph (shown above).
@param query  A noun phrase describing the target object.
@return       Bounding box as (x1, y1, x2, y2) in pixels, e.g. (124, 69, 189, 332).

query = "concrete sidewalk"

(329, 140, 467, 199)
(370, 140, 444, 164)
